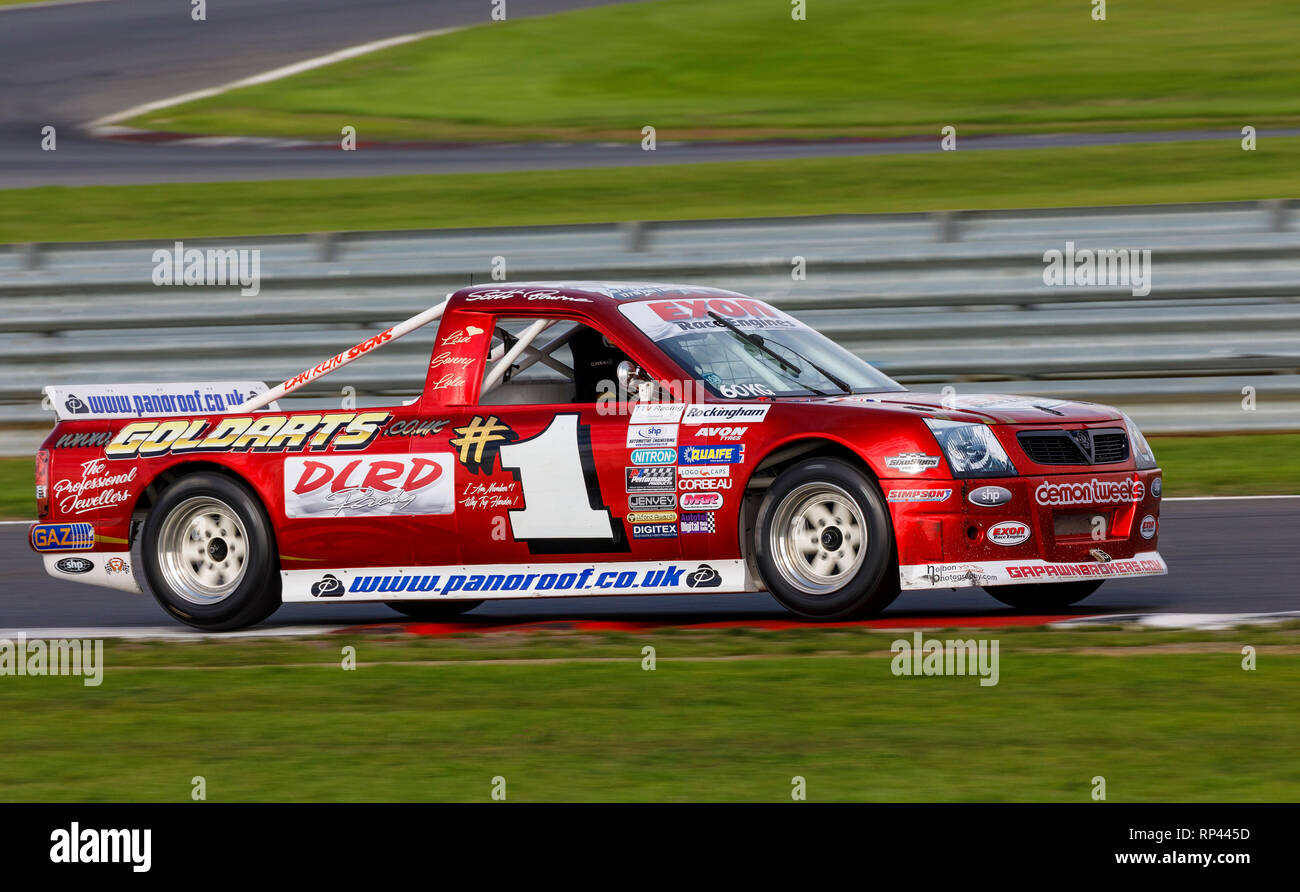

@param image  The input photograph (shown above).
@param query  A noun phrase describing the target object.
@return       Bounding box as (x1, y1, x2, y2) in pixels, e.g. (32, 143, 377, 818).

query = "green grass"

(3, 137, 1299, 244)
(0, 457, 32, 520)
(130, 0, 1300, 142)
(2, 434, 1295, 519)
(0, 627, 1296, 801)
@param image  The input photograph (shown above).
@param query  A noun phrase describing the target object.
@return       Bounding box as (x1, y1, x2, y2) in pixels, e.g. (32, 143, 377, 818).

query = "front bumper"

(885, 468, 1167, 591)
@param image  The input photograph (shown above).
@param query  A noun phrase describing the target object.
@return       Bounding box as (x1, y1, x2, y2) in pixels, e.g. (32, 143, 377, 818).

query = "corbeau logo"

(987, 521, 1032, 546)
(1034, 477, 1145, 506)
(105, 412, 391, 459)
(285, 454, 454, 518)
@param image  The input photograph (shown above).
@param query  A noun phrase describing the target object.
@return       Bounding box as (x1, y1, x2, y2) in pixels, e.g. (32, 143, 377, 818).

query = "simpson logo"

(632, 523, 677, 539)
(31, 522, 94, 552)
(629, 403, 685, 424)
(987, 521, 1032, 546)
(106, 411, 391, 459)
(1140, 514, 1158, 539)
(630, 448, 677, 465)
(285, 453, 454, 518)
(626, 466, 675, 492)
(627, 511, 676, 524)
(679, 512, 716, 534)
(678, 465, 730, 479)
(679, 492, 723, 510)
(680, 404, 770, 425)
(969, 485, 1013, 507)
(885, 453, 941, 474)
(678, 445, 744, 465)
(1035, 477, 1145, 506)
(55, 557, 94, 574)
(629, 494, 676, 510)
(887, 489, 952, 503)
(626, 424, 677, 449)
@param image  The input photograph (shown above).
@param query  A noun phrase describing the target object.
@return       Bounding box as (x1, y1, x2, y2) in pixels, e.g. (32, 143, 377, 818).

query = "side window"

(478, 318, 632, 406)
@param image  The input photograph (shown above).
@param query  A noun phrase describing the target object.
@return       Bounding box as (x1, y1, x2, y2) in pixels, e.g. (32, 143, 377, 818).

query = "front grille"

(1017, 428, 1129, 465)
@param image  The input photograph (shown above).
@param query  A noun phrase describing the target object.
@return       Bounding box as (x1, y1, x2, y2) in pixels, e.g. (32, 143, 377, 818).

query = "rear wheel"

(753, 457, 899, 619)
(982, 580, 1103, 610)
(386, 600, 482, 621)
(142, 473, 281, 631)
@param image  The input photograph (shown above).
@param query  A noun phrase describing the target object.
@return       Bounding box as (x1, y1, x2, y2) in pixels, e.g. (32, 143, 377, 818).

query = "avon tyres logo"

(987, 521, 1032, 546)
(1035, 477, 1145, 506)
(31, 523, 94, 552)
(106, 412, 391, 459)
(285, 453, 454, 518)
(449, 415, 518, 475)
(630, 448, 676, 465)
(310, 574, 344, 597)
(678, 445, 744, 465)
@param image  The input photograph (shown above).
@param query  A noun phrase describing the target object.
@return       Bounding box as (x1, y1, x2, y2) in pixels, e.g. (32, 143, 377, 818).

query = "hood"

(809, 392, 1123, 425)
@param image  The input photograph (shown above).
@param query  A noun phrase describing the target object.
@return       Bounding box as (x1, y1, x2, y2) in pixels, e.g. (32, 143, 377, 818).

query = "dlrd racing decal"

(106, 412, 391, 459)
(284, 453, 455, 518)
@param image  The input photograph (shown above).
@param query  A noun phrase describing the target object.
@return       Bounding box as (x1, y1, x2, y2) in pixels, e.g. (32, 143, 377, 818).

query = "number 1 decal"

(498, 413, 625, 551)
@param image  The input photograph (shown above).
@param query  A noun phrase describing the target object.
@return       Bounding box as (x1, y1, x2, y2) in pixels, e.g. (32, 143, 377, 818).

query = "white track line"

(86, 27, 462, 131)
(0, 0, 113, 13)
(1055, 611, 1300, 630)
(0, 625, 350, 641)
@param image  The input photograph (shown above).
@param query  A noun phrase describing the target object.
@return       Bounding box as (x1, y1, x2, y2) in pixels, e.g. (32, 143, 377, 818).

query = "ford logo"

(968, 485, 1012, 507)
(55, 557, 93, 574)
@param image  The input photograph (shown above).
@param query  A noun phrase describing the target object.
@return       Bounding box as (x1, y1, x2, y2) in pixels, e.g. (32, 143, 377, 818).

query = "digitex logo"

(31, 522, 95, 552)
(630, 448, 677, 465)
(678, 445, 744, 465)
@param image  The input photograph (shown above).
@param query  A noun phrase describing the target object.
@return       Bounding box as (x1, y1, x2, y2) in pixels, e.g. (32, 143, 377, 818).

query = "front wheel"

(982, 580, 1103, 610)
(753, 457, 899, 619)
(142, 473, 281, 631)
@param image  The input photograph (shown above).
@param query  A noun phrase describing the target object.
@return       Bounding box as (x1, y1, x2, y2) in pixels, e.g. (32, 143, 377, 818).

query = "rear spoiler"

(43, 382, 279, 422)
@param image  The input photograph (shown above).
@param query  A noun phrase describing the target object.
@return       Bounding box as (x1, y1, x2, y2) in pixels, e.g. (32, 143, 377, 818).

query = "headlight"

(1122, 413, 1157, 470)
(925, 420, 1018, 477)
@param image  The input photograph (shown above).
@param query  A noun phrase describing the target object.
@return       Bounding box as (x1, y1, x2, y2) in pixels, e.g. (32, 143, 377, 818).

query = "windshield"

(619, 296, 904, 398)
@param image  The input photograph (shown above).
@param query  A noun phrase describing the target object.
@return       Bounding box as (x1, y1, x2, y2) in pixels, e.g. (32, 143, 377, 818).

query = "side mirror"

(616, 360, 656, 402)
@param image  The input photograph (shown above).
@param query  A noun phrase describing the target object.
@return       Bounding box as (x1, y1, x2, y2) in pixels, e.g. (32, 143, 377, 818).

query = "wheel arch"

(129, 460, 272, 543)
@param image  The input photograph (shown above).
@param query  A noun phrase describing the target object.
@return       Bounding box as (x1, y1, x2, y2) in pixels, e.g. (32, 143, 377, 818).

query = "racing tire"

(982, 580, 1103, 610)
(142, 473, 281, 631)
(386, 600, 483, 620)
(753, 457, 900, 619)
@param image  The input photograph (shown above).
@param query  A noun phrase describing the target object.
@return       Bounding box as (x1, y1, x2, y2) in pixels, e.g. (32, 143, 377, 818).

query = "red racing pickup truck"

(30, 281, 1166, 630)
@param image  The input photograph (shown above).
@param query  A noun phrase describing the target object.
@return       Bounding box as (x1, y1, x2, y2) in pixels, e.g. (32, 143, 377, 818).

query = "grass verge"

(2, 138, 1299, 243)
(129, 0, 1300, 142)
(2, 434, 1296, 519)
(0, 624, 1296, 801)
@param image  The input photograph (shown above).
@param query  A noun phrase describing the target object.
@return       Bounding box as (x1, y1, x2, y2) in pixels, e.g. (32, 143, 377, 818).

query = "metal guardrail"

(1, 200, 1298, 454)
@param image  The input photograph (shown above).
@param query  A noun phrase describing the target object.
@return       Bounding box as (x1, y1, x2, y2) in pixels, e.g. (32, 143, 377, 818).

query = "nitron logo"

(630, 448, 677, 465)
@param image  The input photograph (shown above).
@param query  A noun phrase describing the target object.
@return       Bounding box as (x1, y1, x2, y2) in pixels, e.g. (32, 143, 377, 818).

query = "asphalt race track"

(3, 0, 1299, 188)
(1, 497, 1295, 632)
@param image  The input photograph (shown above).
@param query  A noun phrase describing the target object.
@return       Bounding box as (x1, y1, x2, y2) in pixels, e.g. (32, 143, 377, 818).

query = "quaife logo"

(891, 632, 999, 687)
(50, 823, 150, 872)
